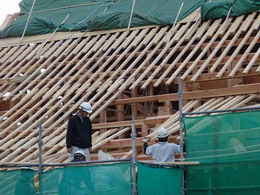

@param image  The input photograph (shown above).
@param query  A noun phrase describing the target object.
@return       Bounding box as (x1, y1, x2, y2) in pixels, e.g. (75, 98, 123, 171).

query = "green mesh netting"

(40, 162, 132, 195)
(137, 162, 183, 195)
(0, 169, 36, 195)
(187, 161, 260, 195)
(0, 161, 185, 194)
(184, 110, 260, 194)
(201, 0, 260, 20)
(0, 0, 205, 38)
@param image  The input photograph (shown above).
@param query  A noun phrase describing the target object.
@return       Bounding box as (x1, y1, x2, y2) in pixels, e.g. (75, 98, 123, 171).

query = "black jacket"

(66, 114, 92, 149)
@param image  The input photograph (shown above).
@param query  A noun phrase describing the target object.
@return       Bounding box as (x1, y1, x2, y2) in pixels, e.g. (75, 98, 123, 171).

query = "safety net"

(0, 161, 186, 195)
(184, 110, 260, 194)
(0, 0, 205, 38)
(137, 162, 183, 195)
(0, 169, 36, 195)
(40, 162, 132, 195)
(201, 0, 260, 20)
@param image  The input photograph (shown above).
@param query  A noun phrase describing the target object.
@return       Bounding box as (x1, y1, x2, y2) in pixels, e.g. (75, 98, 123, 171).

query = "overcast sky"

(0, 0, 21, 25)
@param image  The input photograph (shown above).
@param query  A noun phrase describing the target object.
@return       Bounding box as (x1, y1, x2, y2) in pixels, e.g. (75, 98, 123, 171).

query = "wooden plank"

(92, 127, 130, 151)
(210, 14, 254, 73)
(7, 41, 70, 102)
(0, 46, 20, 64)
(0, 36, 101, 130)
(0, 40, 74, 130)
(0, 76, 25, 85)
(9, 34, 105, 139)
(140, 161, 200, 165)
(181, 20, 222, 80)
(166, 21, 211, 84)
(130, 24, 183, 89)
(113, 83, 260, 104)
(246, 47, 260, 73)
(0, 25, 157, 47)
(93, 115, 170, 129)
(0, 43, 47, 93)
(55, 29, 157, 125)
(154, 19, 201, 87)
(216, 13, 259, 77)
(230, 30, 260, 76)
(90, 28, 166, 119)
(85, 29, 150, 106)
(191, 16, 244, 81)
(0, 45, 27, 80)
(38, 32, 127, 129)
(0, 47, 10, 59)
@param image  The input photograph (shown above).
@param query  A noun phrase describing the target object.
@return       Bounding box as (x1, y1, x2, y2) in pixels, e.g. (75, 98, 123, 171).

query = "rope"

(20, 0, 37, 42)
(167, 0, 184, 42)
(128, 0, 137, 30)
(36, 13, 70, 57)
(173, 1, 184, 28)
(223, 0, 238, 28)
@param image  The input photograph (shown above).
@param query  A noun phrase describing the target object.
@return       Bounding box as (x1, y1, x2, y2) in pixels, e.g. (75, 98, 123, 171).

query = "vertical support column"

(131, 88, 138, 120)
(116, 94, 125, 121)
(149, 83, 154, 116)
(178, 78, 184, 158)
(164, 101, 172, 115)
(141, 123, 149, 137)
(178, 77, 185, 195)
(131, 113, 137, 195)
(227, 78, 242, 88)
(37, 124, 43, 194)
(100, 111, 107, 133)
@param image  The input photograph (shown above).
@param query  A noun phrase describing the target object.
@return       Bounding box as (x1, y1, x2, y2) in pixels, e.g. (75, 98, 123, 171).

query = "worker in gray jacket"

(143, 128, 180, 162)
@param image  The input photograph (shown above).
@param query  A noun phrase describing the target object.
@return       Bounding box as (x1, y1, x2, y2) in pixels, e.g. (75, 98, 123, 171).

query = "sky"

(0, 0, 21, 25)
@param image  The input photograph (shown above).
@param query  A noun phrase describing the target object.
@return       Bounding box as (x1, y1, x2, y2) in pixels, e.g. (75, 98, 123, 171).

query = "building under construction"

(0, 0, 259, 194)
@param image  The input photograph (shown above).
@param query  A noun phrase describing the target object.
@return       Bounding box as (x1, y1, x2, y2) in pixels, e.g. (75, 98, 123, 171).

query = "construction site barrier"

(184, 110, 260, 195)
(137, 162, 183, 195)
(40, 162, 131, 195)
(0, 160, 184, 195)
(0, 169, 35, 195)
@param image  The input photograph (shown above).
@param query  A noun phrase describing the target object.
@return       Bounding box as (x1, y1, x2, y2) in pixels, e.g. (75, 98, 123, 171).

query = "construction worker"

(143, 127, 180, 162)
(66, 102, 92, 162)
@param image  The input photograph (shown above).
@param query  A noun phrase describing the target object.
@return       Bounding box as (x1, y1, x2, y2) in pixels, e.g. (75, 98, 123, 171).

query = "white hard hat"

(75, 150, 85, 156)
(157, 127, 168, 138)
(80, 102, 92, 113)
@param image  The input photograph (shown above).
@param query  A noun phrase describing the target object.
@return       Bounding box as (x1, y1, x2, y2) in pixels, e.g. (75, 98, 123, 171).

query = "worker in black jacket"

(66, 102, 92, 161)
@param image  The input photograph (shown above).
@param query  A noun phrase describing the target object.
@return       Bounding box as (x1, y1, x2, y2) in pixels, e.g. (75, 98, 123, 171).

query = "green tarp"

(187, 161, 260, 195)
(202, 0, 260, 20)
(184, 110, 260, 194)
(0, 169, 36, 195)
(0, 0, 259, 38)
(40, 162, 132, 195)
(0, 0, 205, 38)
(0, 162, 184, 195)
(137, 162, 183, 195)
(1, 0, 259, 38)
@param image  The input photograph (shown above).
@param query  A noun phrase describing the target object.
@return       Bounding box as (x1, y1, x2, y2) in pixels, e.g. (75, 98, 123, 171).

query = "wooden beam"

(101, 137, 143, 149)
(0, 76, 25, 84)
(93, 115, 170, 129)
(186, 67, 260, 83)
(112, 83, 260, 105)
(101, 135, 179, 150)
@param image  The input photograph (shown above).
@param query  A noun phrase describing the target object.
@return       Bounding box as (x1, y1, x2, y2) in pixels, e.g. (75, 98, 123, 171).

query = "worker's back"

(146, 142, 180, 162)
